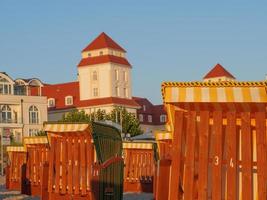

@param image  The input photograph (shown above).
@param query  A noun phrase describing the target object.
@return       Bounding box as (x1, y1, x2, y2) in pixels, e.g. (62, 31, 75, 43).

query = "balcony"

(0, 118, 23, 128)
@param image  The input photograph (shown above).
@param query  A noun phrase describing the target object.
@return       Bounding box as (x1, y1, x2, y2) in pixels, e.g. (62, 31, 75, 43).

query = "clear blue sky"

(1, 1, 266, 104)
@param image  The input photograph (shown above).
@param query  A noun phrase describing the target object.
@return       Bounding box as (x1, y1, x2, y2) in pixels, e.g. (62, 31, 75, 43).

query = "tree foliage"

(59, 107, 143, 136)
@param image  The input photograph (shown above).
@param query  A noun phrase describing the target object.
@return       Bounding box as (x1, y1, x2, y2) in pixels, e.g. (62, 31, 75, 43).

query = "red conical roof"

(203, 63, 235, 79)
(82, 32, 126, 52)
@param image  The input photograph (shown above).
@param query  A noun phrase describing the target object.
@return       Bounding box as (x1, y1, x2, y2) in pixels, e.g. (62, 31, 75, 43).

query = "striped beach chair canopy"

(161, 81, 267, 136)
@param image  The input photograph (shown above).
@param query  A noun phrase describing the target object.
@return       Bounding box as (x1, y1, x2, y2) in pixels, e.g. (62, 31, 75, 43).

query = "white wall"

(111, 64, 132, 99)
(0, 94, 47, 139)
(79, 63, 112, 100)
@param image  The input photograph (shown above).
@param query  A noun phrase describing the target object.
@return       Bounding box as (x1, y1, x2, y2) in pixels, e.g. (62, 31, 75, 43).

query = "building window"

(29, 129, 39, 137)
(1, 105, 12, 123)
(115, 86, 119, 97)
(139, 114, 143, 122)
(115, 69, 119, 81)
(160, 115, 167, 123)
(48, 98, 55, 108)
(123, 87, 128, 98)
(99, 51, 103, 56)
(123, 71, 127, 82)
(148, 115, 152, 123)
(65, 96, 73, 106)
(88, 53, 91, 57)
(143, 105, 146, 111)
(92, 71, 98, 81)
(0, 76, 12, 95)
(29, 105, 39, 124)
(93, 88, 98, 97)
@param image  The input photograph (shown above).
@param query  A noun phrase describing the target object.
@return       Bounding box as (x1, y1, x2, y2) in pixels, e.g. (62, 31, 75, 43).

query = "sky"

(0, 1, 266, 104)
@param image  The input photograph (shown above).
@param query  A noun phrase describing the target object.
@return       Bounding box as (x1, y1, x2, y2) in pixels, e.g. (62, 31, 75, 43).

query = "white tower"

(78, 32, 132, 101)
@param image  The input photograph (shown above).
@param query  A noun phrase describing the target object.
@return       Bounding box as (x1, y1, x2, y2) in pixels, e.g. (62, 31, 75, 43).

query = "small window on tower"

(115, 69, 119, 81)
(123, 71, 127, 82)
(88, 53, 91, 57)
(115, 86, 119, 97)
(99, 51, 103, 56)
(123, 88, 128, 98)
(93, 88, 98, 97)
(92, 71, 98, 81)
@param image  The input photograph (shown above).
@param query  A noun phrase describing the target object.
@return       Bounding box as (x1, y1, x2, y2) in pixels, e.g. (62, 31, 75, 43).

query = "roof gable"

(203, 63, 235, 79)
(82, 32, 126, 53)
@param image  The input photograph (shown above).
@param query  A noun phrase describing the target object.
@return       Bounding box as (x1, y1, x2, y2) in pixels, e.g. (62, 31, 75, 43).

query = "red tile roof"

(82, 32, 126, 53)
(203, 63, 235, 79)
(39, 81, 139, 111)
(77, 55, 131, 67)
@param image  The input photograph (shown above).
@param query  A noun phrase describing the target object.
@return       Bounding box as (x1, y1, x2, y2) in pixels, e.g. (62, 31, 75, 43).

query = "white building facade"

(0, 72, 47, 142)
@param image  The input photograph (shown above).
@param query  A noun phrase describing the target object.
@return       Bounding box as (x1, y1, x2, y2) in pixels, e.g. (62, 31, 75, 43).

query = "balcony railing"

(0, 118, 21, 124)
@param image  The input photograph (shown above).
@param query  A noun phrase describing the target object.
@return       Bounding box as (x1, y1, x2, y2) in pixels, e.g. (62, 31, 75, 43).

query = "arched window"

(29, 105, 39, 124)
(92, 71, 98, 81)
(0, 76, 12, 94)
(1, 105, 11, 123)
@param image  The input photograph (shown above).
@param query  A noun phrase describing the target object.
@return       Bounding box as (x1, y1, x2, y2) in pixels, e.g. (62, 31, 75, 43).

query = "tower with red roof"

(40, 33, 139, 121)
(78, 32, 132, 101)
(203, 63, 236, 82)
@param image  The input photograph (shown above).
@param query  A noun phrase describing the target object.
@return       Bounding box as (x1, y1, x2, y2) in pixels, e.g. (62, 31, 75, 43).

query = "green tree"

(35, 130, 47, 136)
(106, 107, 143, 137)
(59, 108, 143, 137)
(60, 109, 90, 123)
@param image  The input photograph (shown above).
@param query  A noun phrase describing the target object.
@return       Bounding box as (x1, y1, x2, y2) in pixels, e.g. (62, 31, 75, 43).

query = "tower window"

(99, 51, 103, 56)
(123, 87, 128, 98)
(115, 69, 119, 81)
(92, 71, 98, 81)
(115, 86, 119, 97)
(88, 53, 91, 57)
(93, 88, 98, 97)
(123, 71, 127, 81)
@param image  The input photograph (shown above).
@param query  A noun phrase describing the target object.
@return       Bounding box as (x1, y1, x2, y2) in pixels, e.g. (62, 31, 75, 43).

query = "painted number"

(214, 156, 219, 166)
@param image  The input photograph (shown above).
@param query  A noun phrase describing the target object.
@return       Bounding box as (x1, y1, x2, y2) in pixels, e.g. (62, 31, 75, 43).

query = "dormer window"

(0, 74, 12, 95)
(48, 98, 55, 108)
(65, 96, 73, 106)
(99, 51, 103, 56)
